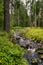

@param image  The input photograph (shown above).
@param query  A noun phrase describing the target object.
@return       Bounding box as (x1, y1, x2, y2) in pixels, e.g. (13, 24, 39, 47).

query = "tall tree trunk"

(4, 0, 10, 32)
(30, 0, 32, 27)
(41, 0, 43, 27)
(34, 0, 37, 27)
(18, 9, 19, 26)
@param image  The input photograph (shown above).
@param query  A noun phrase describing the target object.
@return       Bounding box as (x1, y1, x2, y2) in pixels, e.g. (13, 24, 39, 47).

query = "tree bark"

(41, 0, 43, 27)
(34, 0, 37, 27)
(4, 0, 10, 32)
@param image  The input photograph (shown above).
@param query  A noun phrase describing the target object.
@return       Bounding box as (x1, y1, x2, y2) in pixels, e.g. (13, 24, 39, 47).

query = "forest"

(0, 0, 43, 65)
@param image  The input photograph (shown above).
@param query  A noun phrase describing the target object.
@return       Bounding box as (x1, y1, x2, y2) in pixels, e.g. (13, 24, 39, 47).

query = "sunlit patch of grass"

(19, 27, 43, 41)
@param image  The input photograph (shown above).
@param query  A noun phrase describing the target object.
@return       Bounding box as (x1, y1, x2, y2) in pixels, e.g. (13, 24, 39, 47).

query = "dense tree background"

(0, 0, 43, 32)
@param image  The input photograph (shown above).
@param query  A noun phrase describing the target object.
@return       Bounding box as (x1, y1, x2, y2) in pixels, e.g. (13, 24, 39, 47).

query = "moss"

(19, 27, 43, 41)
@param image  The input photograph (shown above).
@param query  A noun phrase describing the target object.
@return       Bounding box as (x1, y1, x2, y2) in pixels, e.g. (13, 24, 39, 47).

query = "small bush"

(0, 32, 28, 65)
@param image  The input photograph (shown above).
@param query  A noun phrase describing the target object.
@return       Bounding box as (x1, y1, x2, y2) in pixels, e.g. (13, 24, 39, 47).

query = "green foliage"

(14, 0, 20, 9)
(0, 0, 4, 30)
(11, 1, 29, 27)
(19, 27, 43, 41)
(0, 32, 28, 65)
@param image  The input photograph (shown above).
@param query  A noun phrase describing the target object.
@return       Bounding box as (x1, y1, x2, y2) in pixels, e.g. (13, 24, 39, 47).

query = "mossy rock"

(39, 54, 43, 59)
(36, 48, 43, 53)
(32, 59, 38, 65)
(32, 58, 38, 63)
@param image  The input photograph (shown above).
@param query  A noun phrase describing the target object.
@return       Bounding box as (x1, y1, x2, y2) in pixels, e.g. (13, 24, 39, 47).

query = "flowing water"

(12, 30, 43, 65)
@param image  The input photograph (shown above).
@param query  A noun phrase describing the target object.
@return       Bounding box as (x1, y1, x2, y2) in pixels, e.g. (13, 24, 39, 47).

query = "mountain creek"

(10, 30, 43, 65)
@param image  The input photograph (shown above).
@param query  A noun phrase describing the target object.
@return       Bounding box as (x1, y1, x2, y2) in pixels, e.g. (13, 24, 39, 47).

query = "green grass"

(18, 27, 43, 41)
(0, 32, 28, 65)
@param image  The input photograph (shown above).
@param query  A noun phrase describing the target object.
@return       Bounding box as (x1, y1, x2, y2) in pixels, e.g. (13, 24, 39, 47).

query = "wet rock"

(31, 58, 38, 65)
(19, 38, 26, 48)
(36, 48, 43, 60)
(10, 30, 43, 65)
(39, 54, 43, 60)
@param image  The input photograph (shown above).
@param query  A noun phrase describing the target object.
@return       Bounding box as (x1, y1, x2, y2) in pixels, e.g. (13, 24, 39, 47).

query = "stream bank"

(10, 30, 43, 65)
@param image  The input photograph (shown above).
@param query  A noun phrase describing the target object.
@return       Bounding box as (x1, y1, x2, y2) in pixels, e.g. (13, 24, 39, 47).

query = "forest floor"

(11, 27, 43, 42)
(0, 27, 43, 65)
(10, 27, 43, 65)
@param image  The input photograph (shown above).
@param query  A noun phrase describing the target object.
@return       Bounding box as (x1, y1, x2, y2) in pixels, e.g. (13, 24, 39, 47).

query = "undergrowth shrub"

(0, 32, 28, 65)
